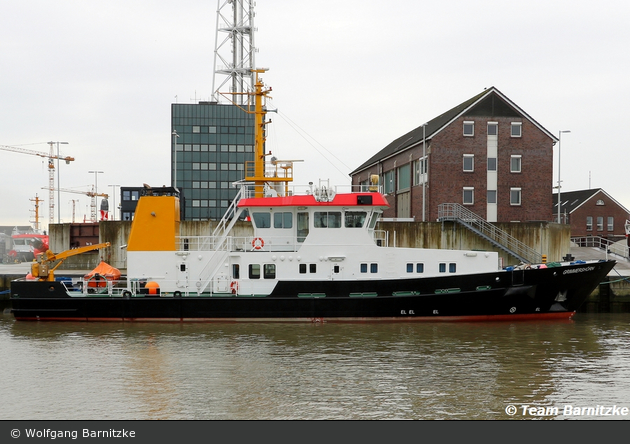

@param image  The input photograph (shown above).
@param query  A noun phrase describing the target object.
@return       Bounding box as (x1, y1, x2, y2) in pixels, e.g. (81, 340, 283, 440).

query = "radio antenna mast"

(211, 0, 257, 105)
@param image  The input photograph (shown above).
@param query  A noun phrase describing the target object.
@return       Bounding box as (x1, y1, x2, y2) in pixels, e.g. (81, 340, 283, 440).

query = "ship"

(10, 71, 616, 322)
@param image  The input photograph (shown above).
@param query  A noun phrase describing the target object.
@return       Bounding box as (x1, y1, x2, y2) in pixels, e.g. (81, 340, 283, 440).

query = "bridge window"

(274, 212, 293, 229)
(297, 212, 309, 243)
(252, 212, 271, 228)
(314, 211, 341, 228)
(345, 211, 367, 228)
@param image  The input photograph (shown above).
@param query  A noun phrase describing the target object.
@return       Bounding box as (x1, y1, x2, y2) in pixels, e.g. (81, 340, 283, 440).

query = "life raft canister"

(252, 237, 264, 250)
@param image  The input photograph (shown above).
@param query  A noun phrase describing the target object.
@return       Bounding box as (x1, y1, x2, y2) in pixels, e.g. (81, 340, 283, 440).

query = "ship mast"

(242, 69, 294, 198)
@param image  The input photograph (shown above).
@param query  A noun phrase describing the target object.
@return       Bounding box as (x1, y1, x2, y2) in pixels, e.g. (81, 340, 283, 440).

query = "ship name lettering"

(401, 310, 406, 315)
(433, 310, 439, 315)
(563, 266, 595, 275)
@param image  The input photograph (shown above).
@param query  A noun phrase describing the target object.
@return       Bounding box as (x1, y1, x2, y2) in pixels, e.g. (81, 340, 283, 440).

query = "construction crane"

(0, 143, 75, 224)
(42, 186, 108, 223)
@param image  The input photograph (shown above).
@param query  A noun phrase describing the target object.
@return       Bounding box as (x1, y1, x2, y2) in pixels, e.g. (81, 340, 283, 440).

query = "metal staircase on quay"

(437, 203, 543, 264)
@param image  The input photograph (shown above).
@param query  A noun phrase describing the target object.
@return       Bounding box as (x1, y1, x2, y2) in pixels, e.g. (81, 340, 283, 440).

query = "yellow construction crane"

(0, 143, 75, 224)
(43, 186, 108, 223)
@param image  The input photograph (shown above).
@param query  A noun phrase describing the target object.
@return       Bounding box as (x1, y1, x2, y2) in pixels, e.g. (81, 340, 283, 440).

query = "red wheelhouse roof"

(238, 192, 389, 208)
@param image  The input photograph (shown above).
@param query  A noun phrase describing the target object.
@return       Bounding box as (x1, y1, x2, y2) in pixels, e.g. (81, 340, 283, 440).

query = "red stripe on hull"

(13, 311, 575, 323)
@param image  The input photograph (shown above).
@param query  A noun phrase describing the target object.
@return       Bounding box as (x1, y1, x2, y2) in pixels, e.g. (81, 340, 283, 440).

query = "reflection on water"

(1, 314, 630, 420)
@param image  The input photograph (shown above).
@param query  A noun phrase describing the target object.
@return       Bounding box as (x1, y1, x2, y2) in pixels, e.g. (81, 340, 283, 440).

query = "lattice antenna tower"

(212, 0, 257, 105)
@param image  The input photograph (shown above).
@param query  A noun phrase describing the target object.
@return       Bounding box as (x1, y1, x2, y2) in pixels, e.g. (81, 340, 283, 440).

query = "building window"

(596, 199, 605, 206)
(608, 217, 614, 231)
(192, 125, 201, 133)
(487, 122, 498, 136)
(414, 157, 427, 185)
(463, 154, 474, 172)
(397, 164, 411, 191)
(463, 187, 474, 205)
(487, 157, 497, 171)
(511, 122, 522, 137)
(510, 188, 522, 206)
(586, 216, 593, 231)
(383, 170, 395, 194)
(463, 121, 474, 136)
(510, 155, 522, 173)
(597, 217, 604, 231)
(487, 190, 497, 204)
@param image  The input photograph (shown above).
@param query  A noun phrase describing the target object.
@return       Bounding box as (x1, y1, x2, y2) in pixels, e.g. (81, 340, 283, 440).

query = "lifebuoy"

(252, 237, 265, 250)
(230, 281, 239, 294)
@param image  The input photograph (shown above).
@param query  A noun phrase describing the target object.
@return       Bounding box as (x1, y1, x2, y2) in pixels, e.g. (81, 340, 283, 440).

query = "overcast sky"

(2, 0, 629, 230)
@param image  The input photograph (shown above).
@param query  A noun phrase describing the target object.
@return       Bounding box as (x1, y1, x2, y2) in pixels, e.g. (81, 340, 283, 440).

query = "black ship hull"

(10, 260, 615, 322)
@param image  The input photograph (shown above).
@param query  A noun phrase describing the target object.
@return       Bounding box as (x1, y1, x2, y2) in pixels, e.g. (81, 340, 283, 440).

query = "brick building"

(350, 87, 557, 222)
(554, 188, 630, 241)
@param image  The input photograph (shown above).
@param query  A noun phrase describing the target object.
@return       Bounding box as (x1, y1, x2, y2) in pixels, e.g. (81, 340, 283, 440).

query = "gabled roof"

(351, 87, 558, 175)
(553, 188, 630, 215)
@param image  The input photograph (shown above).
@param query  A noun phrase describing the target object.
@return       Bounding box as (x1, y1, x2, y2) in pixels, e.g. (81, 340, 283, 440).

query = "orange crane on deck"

(0, 143, 75, 224)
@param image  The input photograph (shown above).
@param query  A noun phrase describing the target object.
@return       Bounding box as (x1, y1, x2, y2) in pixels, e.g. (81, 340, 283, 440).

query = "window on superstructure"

(249, 264, 260, 279)
(314, 212, 341, 228)
(310, 264, 317, 273)
(439, 263, 446, 273)
(407, 263, 413, 273)
(274, 212, 293, 229)
(370, 263, 378, 273)
(232, 264, 240, 279)
(416, 263, 424, 273)
(252, 212, 271, 228)
(360, 264, 368, 273)
(345, 211, 367, 228)
(299, 264, 307, 274)
(264, 264, 276, 279)
(297, 212, 309, 243)
(449, 263, 457, 273)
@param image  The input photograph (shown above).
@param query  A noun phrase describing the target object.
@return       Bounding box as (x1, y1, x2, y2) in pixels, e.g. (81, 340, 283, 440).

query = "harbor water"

(1, 311, 630, 420)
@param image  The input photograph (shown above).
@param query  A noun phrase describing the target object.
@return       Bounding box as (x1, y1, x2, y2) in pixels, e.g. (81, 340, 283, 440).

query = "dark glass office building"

(171, 102, 255, 220)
